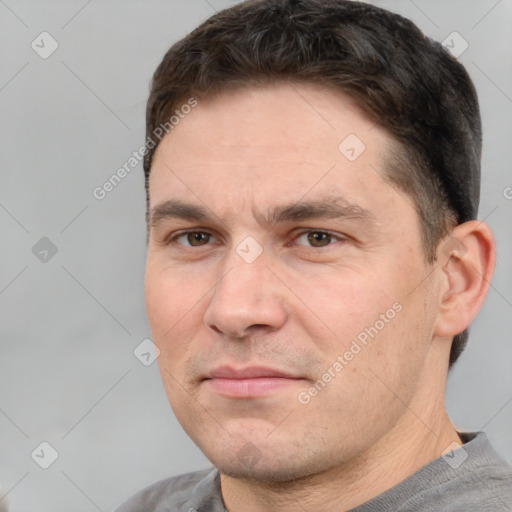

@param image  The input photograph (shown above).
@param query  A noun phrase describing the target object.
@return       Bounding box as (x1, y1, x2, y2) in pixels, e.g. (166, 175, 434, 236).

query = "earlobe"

(434, 221, 496, 338)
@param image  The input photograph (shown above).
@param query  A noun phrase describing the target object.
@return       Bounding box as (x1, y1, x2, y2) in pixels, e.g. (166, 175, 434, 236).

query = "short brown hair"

(144, 0, 482, 367)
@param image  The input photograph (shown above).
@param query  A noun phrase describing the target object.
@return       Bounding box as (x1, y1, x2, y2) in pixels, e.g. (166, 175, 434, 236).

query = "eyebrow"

(149, 196, 376, 230)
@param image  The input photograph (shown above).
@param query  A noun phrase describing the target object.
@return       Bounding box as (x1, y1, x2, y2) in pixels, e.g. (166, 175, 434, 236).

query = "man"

(117, 0, 512, 510)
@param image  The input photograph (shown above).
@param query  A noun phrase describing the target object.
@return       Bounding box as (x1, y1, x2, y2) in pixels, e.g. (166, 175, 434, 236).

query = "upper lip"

(206, 365, 301, 380)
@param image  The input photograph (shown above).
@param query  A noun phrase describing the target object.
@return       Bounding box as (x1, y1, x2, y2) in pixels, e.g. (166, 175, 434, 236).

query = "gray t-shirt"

(115, 432, 512, 511)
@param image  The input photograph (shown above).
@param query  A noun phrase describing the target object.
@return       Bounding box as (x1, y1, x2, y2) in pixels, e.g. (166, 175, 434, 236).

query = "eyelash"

(165, 229, 347, 249)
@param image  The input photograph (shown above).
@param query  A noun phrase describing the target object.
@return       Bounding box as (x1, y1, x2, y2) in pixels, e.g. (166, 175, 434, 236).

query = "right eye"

(168, 231, 216, 247)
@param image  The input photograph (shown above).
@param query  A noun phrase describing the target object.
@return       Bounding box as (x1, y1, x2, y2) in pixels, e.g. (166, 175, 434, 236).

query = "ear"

(433, 220, 496, 338)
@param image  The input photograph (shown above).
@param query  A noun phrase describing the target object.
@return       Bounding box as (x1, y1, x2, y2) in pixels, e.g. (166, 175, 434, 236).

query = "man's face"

(145, 82, 443, 482)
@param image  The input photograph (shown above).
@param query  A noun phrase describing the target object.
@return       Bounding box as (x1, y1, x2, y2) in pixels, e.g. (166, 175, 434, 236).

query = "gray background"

(0, 0, 511, 510)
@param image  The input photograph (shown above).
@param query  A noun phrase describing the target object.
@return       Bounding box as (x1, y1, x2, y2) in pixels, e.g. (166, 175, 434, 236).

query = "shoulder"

(405, 432, 512, 511)
(352, 432, 512, 512)
(114, 467, 222, 512)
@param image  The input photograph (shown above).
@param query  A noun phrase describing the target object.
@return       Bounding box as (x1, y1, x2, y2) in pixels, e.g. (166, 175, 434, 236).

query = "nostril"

(208, 324, 223, 335)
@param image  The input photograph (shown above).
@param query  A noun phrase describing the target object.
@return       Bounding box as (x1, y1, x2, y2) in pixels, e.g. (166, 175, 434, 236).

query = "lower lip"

(205, 377, 302, 398)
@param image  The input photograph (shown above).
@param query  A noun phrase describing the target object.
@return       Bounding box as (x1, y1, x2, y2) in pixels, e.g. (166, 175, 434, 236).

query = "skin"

(144, 82, 495, 511)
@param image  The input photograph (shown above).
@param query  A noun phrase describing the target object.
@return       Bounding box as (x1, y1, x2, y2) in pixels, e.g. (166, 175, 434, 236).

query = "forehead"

(155, 81, 383, 154)
(148, 82, 398, 218)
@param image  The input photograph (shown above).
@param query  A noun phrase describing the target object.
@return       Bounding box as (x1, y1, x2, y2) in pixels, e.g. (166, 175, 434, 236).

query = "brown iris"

(187, 232, 210, 246)
(307, 231, 332, 247)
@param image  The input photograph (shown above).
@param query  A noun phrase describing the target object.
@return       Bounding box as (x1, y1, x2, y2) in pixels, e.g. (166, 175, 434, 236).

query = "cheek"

(292, 253, 431, 380)
(289, 268, 400, 349)
(145, 268, 207, 409)
(145, 258, 205, 312)
(144, 265, 207, 352)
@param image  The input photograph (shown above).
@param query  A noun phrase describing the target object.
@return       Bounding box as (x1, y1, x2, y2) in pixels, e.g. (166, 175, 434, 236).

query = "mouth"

(203, 365, 305, 398)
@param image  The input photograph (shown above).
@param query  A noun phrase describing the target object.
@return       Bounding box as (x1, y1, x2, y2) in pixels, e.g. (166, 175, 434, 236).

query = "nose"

(203, 247, 287, 339)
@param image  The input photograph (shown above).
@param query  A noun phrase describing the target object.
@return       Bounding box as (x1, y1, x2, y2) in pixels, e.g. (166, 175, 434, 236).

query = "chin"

(207, 441, 342, 485)
(216, 459, 317, 484)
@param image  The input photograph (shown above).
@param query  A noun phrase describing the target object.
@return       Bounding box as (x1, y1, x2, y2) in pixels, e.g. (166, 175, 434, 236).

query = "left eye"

(294, 231, 342, 248)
